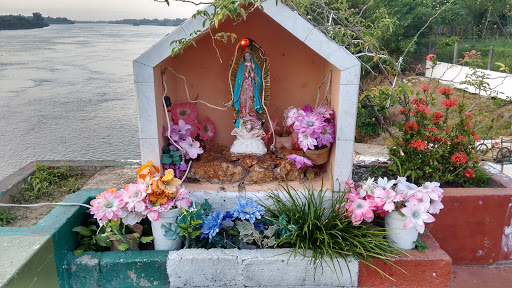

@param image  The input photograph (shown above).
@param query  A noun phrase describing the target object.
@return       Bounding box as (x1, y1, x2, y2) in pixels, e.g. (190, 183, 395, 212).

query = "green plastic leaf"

(202, 199, 212, 212)
(140, 236, 153, 244)
(117, 243, 129, 251)
(72, 226, 92, 236)
(162, 222, 182, 241)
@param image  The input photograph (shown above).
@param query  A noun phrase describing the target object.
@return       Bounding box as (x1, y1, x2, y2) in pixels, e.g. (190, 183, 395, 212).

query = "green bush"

(0, 210, 18, 227)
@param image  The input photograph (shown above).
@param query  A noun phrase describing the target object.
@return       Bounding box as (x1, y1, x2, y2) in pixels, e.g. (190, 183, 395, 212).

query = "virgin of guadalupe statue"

(233, 48, 263, 130)
(229, 40, 270, 155)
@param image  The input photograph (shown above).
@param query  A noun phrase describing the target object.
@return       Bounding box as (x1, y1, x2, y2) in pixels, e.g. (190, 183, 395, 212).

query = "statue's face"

(243, 122, 253, 132)
(244, 52, 251, 62)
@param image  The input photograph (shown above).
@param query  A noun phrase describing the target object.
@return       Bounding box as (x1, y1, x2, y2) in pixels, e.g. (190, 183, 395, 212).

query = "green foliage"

(12, 164, 82, 204)
(0, 13, 50, 30)
(0, 210, 18, 227)
(261, 183, 401, 280)
(436, 36, 459, 49)
(177, 200, 210, 248)
(413, 236, 429, 253)
(357, 86, 396, 139)
(388, 83, 490, 186)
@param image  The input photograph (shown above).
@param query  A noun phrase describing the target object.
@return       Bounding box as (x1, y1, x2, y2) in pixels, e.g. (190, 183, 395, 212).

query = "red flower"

(441, 97, 458, 108)
(421, 84, 431, 92)
(412, 97, 426, 106)
(451, 152, 468, 164)
(171, 102, 197, 124)
(454, 136, 467, 143)
(465, 121, 472, 129)
(462, 112, 473, 119)
(426, 54, 437, 61)
(412, 104, 432, 115)
(438, 87, 453, 96)
(198, 116, 216, 141)
(403, 121, 418, 132)
(464, 168, 476, 178)
(410, 139, 427, 151)
(399, 107, 409, 115)
(432, 111, 444, 123)
(472, 132, 481, 142)
(426, 127, 440, 133)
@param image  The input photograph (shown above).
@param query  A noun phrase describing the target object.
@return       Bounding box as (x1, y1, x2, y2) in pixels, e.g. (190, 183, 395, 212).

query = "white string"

(162, 71, 186, 164)
(165, 67, 231, 110)
(181, 160, 193, 181)
(0, 202, 92, 209)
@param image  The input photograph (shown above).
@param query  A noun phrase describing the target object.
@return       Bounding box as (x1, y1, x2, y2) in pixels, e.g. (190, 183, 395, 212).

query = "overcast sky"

(0, 0, 203, 20)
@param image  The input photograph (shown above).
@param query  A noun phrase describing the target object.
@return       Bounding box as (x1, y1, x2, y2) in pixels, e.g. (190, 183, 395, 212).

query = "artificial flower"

(171, 102, 197, 124)
(232, 198, 264, 223)
(359, 177, 375, 198)
(374, 187, 403, 212)
(316, 123, 335, 147)
(286, 107, 299, 127)
(198, 116, 216, 141)
(314, 105, 334, 119)
(174, 186, 192, 209)
(402, 202, 435, 233)
(179, 137, 204, 159)
(137, 161, 160, 183)
(120, 210, 145, 225)
(90, 189, 126, 222)
(346, 198, 376, 225)
(201, 210, 225, 242)
(294, 113, 325, 135)
(297, 132, 318, 151)
(176, 119, 191, 140)
(377, 177, 396, 190)
(286, 154, 313, 169)
(122, 182, 148, 213)
(428, 200, 444, 214)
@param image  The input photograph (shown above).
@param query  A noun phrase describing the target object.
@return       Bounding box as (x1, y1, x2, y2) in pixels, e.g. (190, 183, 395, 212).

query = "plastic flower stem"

(112, 227, 139, 251)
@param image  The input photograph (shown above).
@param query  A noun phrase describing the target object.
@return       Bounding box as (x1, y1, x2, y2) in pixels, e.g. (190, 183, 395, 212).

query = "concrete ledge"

(167, 248, 358, 287)
(358, 230, 452, 288)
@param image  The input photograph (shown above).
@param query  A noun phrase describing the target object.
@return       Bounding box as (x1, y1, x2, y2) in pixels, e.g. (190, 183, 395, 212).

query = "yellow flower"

(137, 161, 160, 183)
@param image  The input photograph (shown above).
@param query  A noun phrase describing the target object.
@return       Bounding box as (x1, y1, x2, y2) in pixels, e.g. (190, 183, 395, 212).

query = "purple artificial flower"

(179, 137, 204, 159)
(163, 125, 180, 142)
(302, 104, 313, 113)
(176, 119, 191, 140)
(316, 122, 335, 147)
(286, 154, 313, 169)
(314, 105, 334, 120)
(286, 107, 299, 127)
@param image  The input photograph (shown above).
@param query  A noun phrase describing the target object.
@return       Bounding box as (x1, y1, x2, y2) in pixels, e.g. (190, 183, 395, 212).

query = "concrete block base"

(167, 249, 358, 287)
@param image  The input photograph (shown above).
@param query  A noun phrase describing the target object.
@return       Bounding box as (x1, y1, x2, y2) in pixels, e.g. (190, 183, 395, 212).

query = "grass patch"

(0, 210, 18, 227)
(12, 164, 83, 204)
(261, 182, 402, 281)
(434, 37, 512, 72)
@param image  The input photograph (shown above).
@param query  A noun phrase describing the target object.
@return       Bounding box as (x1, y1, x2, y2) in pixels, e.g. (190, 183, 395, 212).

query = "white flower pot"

(384, 211, 418, 250)
(151, 208, 182, 251)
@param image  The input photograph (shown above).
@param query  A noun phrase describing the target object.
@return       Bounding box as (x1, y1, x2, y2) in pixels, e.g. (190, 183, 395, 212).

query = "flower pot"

(305, 146, 331, 165)
(108, 224, 143, 251)
(384, 211, 418, 249)
(151, 208, 182, 251)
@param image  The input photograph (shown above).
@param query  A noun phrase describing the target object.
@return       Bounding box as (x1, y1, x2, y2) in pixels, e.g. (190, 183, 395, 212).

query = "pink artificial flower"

(198, 116, 216, 141)
(346, 198, 376, 225)
(286, 107, 299, 127)
(428, 199, 444, 214)
(286, 154, 313, 169)
(420, 182, 444, 201)
(373, 186, 403, 212)
(294, 113, 325, 136)
(401, 202, 435, 233)
(90, 189, 126, 222)
(122, 182, 148, 213)
(189, 119, 200, 138)
(120, 210, 145, 225)
(302, 104, 314, 113)
(314, 105, 334, 119)
(171, 102, 197, 124)
(179, 136, 204, 159)
(395, 177, 418, 199)
(144, 198, 176, 221)
(174, 186, 192, 209)
(297, 132, 317, 151)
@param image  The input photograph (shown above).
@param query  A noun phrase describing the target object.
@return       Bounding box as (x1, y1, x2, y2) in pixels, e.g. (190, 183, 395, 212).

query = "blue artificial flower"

(232, 198, 265, 223)
(253, 221, 266, 231)
(223, 211, 235, 222)
(201, 210, 225, 242)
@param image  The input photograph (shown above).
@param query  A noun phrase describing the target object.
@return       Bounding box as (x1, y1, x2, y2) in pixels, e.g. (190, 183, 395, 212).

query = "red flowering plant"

(161, 102, 216, 178)
(389, 83, 489, 186)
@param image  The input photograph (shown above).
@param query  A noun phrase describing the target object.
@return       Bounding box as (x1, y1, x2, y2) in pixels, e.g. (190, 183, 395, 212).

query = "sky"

(0, 0, 203, 21)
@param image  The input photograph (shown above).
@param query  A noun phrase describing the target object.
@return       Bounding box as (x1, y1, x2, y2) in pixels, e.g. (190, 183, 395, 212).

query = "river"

(0, 24, 174, 180)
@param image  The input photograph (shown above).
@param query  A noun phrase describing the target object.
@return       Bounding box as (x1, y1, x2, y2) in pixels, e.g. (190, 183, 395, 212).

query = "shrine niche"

(133, 1, 361, 190)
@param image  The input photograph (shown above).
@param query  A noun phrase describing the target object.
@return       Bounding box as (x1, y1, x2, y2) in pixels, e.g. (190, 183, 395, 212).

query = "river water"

(0, 24, 174, 180)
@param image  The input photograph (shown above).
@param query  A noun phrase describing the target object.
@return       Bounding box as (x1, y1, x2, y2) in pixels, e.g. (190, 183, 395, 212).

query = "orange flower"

(137, 161, 160, 183)
(409, 139, 427, 151)
(464, 168, 475, 178)
(146, 170, 182, 204)
(451, 152, 468, 164)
